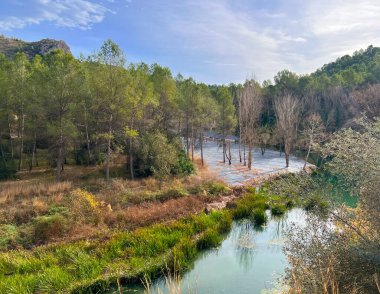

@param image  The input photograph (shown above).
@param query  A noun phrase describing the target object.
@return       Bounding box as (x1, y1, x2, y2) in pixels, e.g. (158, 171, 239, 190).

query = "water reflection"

(115, 208, 307, 294)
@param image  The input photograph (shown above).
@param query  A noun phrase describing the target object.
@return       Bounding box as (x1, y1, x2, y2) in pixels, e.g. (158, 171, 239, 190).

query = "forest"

(1, 40, 380, 181)
(0, 39, 379, 293)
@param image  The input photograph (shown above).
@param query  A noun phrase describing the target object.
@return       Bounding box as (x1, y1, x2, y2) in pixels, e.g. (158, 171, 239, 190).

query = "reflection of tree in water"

(270, 212, 289, 241)
(233, 220, 259, 271)
(233, 212, 293, 270)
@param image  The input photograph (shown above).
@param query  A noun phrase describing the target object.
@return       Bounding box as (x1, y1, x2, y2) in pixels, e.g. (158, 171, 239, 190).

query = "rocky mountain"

(0, 35, 72, 59)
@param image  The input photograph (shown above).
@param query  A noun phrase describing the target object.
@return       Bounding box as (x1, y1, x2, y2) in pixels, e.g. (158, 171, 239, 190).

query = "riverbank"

(0, 146, 320, 293)
(0, 176, 316, 293)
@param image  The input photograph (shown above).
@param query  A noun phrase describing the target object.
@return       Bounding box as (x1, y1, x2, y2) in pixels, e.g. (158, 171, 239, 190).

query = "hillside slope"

(0, 35, 71, 59)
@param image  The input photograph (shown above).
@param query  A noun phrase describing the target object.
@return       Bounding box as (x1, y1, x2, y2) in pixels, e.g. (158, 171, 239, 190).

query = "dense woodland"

(0, 39, 380, 293)
(1, 40, 380, 181)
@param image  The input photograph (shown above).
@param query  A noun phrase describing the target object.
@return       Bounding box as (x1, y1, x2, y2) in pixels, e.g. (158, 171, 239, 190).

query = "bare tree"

(274, 93, 301, 168)
(302, 113, 325, 170)
(238, 79, 263, 170)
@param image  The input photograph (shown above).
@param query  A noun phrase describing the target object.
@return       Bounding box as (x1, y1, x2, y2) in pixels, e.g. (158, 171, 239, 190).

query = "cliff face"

(0, 36, 72, 59)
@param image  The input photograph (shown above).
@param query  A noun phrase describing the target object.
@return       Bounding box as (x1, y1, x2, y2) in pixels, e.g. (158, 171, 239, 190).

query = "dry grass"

(104, 195, 209, 229)
(0, 159, 234, 249)
(0, 180, 72, 204)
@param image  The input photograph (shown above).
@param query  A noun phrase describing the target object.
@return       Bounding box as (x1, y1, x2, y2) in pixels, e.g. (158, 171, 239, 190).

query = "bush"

(173, 149, 195, 176)
(208, 182, 230, 196)
(0, 225, 19, 250)
(171, 238, 197, 268)
(156, 188, 189, 202)
(271, 204, 287, 216)
(134, 132, 179, 180)
(232, 192, 269, 220)
(196, 229, 222, 250)
(32, 214, 68, 244)
(68, 189, 101, 224)
(251, 209, 268, 226)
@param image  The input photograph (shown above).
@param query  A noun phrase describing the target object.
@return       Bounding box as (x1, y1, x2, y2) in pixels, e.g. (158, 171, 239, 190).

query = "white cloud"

(162, 0, 305, 83)
(154, 0, 380, 83)
(0, 0, 111, 31)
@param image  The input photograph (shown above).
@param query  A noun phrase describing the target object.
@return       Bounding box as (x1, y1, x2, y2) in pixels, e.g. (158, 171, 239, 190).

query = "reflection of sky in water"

(119, 208, 307, 294)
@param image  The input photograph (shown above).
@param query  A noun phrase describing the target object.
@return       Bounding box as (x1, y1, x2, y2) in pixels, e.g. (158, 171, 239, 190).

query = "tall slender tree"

(238, 79, 263, 170)
(274, 93, 302, 167)
(40, 50, 83, 180)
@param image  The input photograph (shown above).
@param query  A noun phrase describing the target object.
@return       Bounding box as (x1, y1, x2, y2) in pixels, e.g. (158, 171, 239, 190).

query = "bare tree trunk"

(186, 117, 190, 157)
(30, 131, 37, 172)
(243, 141, 246, 166)
(106, 114, 113, 182)
(303, 139, 312, 170)
(228, 142, 232, 165)
(94, 120, 100, 163)
(56, 125, 63, 181)
(84, 105, 91, 165)
(261, 146, 266, 156)
(285, 153, 289, 168)
(129, 137, 134, 180)
(223, 139, 226, 163)
(239, 135, 242, 163)
(248, 142, 253, 170)
(18, 111, 25, 171)
(191, 125, 194, 161)
(7, 113, 14, 159)
(285, 141, 290, 168)
(200, 132, 204, 166)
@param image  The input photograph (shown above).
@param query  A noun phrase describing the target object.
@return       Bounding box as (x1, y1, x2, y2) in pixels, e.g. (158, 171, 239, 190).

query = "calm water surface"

(119, 208, 307, 294)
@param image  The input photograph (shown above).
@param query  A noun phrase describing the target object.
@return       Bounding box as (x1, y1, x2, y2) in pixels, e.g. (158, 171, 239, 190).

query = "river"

(113, 143, 312, 293)
(118, 208, 307, 294)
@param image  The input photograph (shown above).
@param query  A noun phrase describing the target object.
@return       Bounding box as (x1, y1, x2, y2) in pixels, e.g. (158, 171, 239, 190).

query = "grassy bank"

(0, 172, 230, 251)
(0, 210, 232, 293)
(0, 183, 286, 293)
(0, 170, 332, 293)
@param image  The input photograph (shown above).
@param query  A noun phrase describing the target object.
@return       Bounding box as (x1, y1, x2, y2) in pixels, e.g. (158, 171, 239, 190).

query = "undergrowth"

(0, 211, 232, 293)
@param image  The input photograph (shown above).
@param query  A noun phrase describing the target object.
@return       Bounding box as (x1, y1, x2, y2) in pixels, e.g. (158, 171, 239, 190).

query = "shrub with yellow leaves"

(68, 189, 101, 224)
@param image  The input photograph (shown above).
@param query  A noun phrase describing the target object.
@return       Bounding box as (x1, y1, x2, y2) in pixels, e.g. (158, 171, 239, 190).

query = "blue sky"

(1, 0, 380, 84)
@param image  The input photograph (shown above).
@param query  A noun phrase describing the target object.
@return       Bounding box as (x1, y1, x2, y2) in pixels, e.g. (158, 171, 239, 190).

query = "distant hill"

(0, 35, 71, 59)
(313, 45, 380, 84)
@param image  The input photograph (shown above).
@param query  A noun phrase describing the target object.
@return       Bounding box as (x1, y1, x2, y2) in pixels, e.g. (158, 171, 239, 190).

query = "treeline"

(0, 40, 236, 180)
(1, 40, 379, 180)
(233, 45, 380, 167)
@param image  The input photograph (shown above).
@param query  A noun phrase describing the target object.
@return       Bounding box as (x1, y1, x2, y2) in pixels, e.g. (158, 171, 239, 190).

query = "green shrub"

(251, 209, 268, 226)
(232, 192, 269, 220)
(156, 188, 189, 202)
(172, 238, 197, 268)
(173, 150, 195, 176)
(196, 229, 222, 250)
(271, 204, 287, 216)
(33, 214, 68, 244)
(134, 132, 179, 180)
(47, 206, 69, 216)
(205, 181, 230, 196)
(216, 212, 232, 233)
(0, 225, 19, 250)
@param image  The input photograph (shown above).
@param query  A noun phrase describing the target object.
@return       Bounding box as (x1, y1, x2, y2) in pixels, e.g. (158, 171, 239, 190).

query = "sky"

(1, 0, 380, 85)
